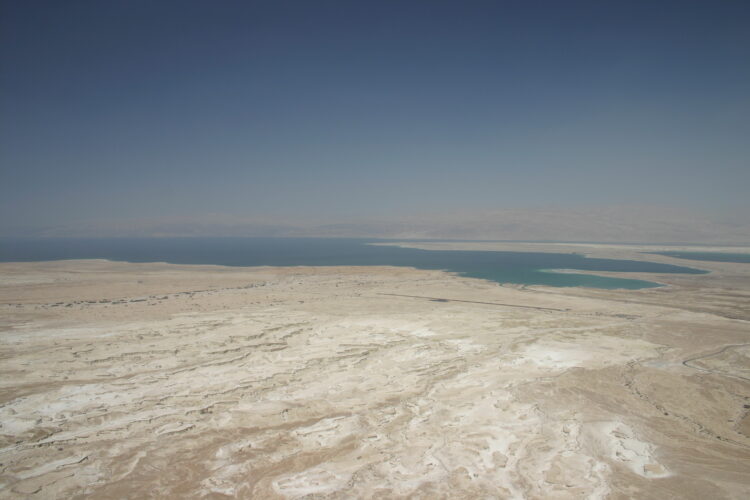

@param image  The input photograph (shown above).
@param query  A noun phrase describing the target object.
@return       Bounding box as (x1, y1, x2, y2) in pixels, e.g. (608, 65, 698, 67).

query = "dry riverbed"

(1, 247, 749, 498)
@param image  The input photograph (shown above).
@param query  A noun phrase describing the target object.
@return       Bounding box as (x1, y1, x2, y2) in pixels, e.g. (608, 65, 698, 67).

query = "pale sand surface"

(1, 246, 749, 498)
(372, 240, 750, 260)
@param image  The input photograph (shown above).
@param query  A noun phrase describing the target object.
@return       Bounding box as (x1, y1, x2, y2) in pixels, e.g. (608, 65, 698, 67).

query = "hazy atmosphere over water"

(5, 4, 750, 498)
(2, 0, 749, 241)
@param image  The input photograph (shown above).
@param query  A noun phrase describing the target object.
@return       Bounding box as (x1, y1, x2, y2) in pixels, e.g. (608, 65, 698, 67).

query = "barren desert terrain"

(1, 244, 749, 499)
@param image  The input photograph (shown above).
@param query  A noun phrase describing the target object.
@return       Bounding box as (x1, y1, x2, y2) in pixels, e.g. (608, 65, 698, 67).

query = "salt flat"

(0, 246, 749, 499)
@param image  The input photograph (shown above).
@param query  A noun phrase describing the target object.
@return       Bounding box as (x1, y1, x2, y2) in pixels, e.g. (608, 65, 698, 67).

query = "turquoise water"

(0, 238, 707, 289)
(648, 251, 750, 263)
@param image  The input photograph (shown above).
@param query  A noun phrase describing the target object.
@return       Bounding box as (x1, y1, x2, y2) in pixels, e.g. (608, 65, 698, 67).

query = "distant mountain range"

(4, 206, 750, 245)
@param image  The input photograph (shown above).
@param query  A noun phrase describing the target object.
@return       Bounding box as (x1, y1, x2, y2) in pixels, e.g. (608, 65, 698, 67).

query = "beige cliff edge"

(1, 244, 749, 499)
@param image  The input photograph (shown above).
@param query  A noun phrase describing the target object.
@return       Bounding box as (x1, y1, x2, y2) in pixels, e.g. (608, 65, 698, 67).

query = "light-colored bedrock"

(1, 259, 749, 498)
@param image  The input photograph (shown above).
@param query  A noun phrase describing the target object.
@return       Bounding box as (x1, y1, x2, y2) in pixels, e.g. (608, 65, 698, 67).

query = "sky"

(1, 0, 749, 236)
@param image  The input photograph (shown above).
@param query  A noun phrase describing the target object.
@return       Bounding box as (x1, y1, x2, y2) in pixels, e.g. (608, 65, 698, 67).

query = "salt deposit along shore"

(1, 245, 749, 498)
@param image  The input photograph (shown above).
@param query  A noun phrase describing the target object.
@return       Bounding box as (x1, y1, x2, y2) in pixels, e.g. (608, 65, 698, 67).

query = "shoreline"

(0, 238, 717, 291)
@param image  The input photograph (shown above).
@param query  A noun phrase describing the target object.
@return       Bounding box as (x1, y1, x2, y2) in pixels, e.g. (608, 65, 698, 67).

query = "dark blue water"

(0, 238, 707, 289)
(648, 251, 750, 263)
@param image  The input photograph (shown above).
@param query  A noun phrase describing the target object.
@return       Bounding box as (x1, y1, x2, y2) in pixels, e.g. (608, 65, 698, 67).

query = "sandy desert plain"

(1, 241, 749, 499)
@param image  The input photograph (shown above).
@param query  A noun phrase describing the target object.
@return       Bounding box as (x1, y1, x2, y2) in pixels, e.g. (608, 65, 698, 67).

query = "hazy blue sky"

(2, 0, 749, 233)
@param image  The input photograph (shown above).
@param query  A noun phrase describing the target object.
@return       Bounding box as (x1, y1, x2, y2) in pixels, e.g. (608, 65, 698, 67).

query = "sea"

(0, 237, 709, 290)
